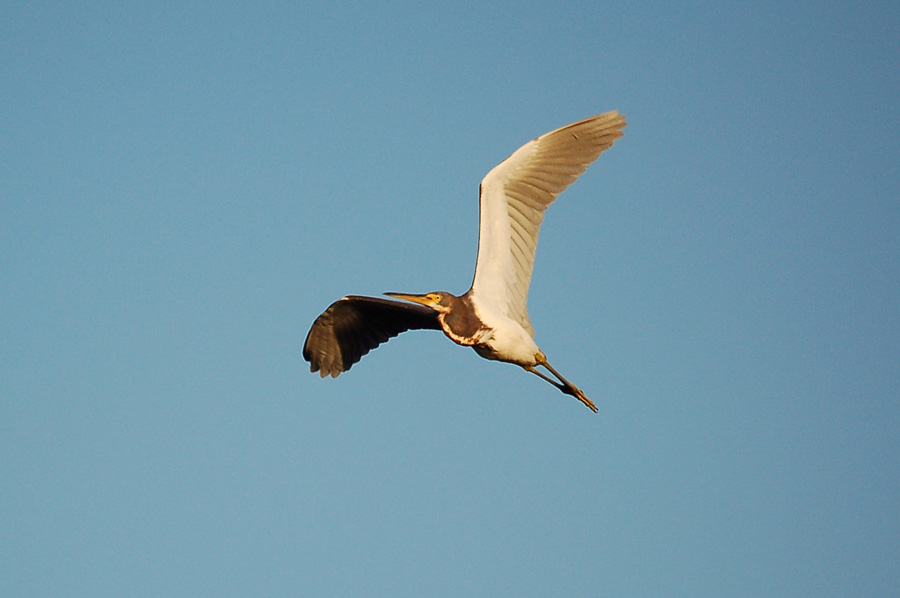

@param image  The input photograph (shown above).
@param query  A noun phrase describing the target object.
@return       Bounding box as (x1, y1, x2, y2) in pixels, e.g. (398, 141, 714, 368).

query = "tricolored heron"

(304, 111, 626, 412)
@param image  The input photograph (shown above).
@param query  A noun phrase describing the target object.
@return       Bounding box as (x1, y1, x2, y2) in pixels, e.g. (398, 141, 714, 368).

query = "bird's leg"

(525, 354, 598, 413)
(524, 365, 569, 393)
(524, 365, 597, 412)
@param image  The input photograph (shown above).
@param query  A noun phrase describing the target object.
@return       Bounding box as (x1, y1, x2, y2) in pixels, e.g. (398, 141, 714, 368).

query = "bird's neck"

(437, 294, 487, 347)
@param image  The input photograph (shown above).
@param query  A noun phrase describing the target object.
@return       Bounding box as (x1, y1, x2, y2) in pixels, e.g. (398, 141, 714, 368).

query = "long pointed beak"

(385, 292, 432, 307)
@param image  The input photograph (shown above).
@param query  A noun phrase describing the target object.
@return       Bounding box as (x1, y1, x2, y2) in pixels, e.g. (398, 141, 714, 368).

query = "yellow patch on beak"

(385, 292, 434, 307)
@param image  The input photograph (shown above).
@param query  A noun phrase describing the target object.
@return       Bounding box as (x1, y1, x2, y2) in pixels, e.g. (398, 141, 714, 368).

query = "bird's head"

(385, 291, 455, 314)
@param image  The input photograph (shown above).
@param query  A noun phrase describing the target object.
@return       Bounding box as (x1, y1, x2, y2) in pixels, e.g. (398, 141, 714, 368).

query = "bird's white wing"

(469, 111, 626, 335)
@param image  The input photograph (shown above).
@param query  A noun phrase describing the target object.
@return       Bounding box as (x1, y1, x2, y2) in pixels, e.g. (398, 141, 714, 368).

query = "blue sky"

(2, 1, 898, 596)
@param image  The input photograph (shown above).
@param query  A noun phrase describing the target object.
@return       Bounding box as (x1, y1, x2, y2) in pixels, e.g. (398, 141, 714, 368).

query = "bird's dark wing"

(303, 295, 441, 378)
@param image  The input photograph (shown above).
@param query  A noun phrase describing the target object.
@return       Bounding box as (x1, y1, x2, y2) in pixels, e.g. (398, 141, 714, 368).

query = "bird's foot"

(534, 354, 599, 413)
(560, 383, 598, 412)
(524, 364, 598, 412)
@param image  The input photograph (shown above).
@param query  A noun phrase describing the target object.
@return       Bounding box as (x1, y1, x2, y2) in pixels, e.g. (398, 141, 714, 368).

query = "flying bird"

(303, 111, 626, 412)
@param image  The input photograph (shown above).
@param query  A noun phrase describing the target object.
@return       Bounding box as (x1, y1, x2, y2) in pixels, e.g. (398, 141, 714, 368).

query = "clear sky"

(2, 2, 898, 596)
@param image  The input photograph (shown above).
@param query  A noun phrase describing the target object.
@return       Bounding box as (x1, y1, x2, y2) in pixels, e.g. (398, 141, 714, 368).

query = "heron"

(303, 111, 626, 412)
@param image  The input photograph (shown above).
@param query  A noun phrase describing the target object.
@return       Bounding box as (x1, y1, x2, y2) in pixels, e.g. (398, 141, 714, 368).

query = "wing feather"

(469, 111, 626, 335)
(303, 295, 441, 378)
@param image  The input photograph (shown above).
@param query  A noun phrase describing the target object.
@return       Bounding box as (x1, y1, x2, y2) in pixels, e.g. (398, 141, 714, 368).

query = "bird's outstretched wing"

(469, 111, 626, 335)
(303, 295, 441, 378)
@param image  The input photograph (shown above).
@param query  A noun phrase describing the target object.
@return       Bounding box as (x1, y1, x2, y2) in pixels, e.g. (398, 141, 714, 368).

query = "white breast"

(469, 294, 541, 366)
